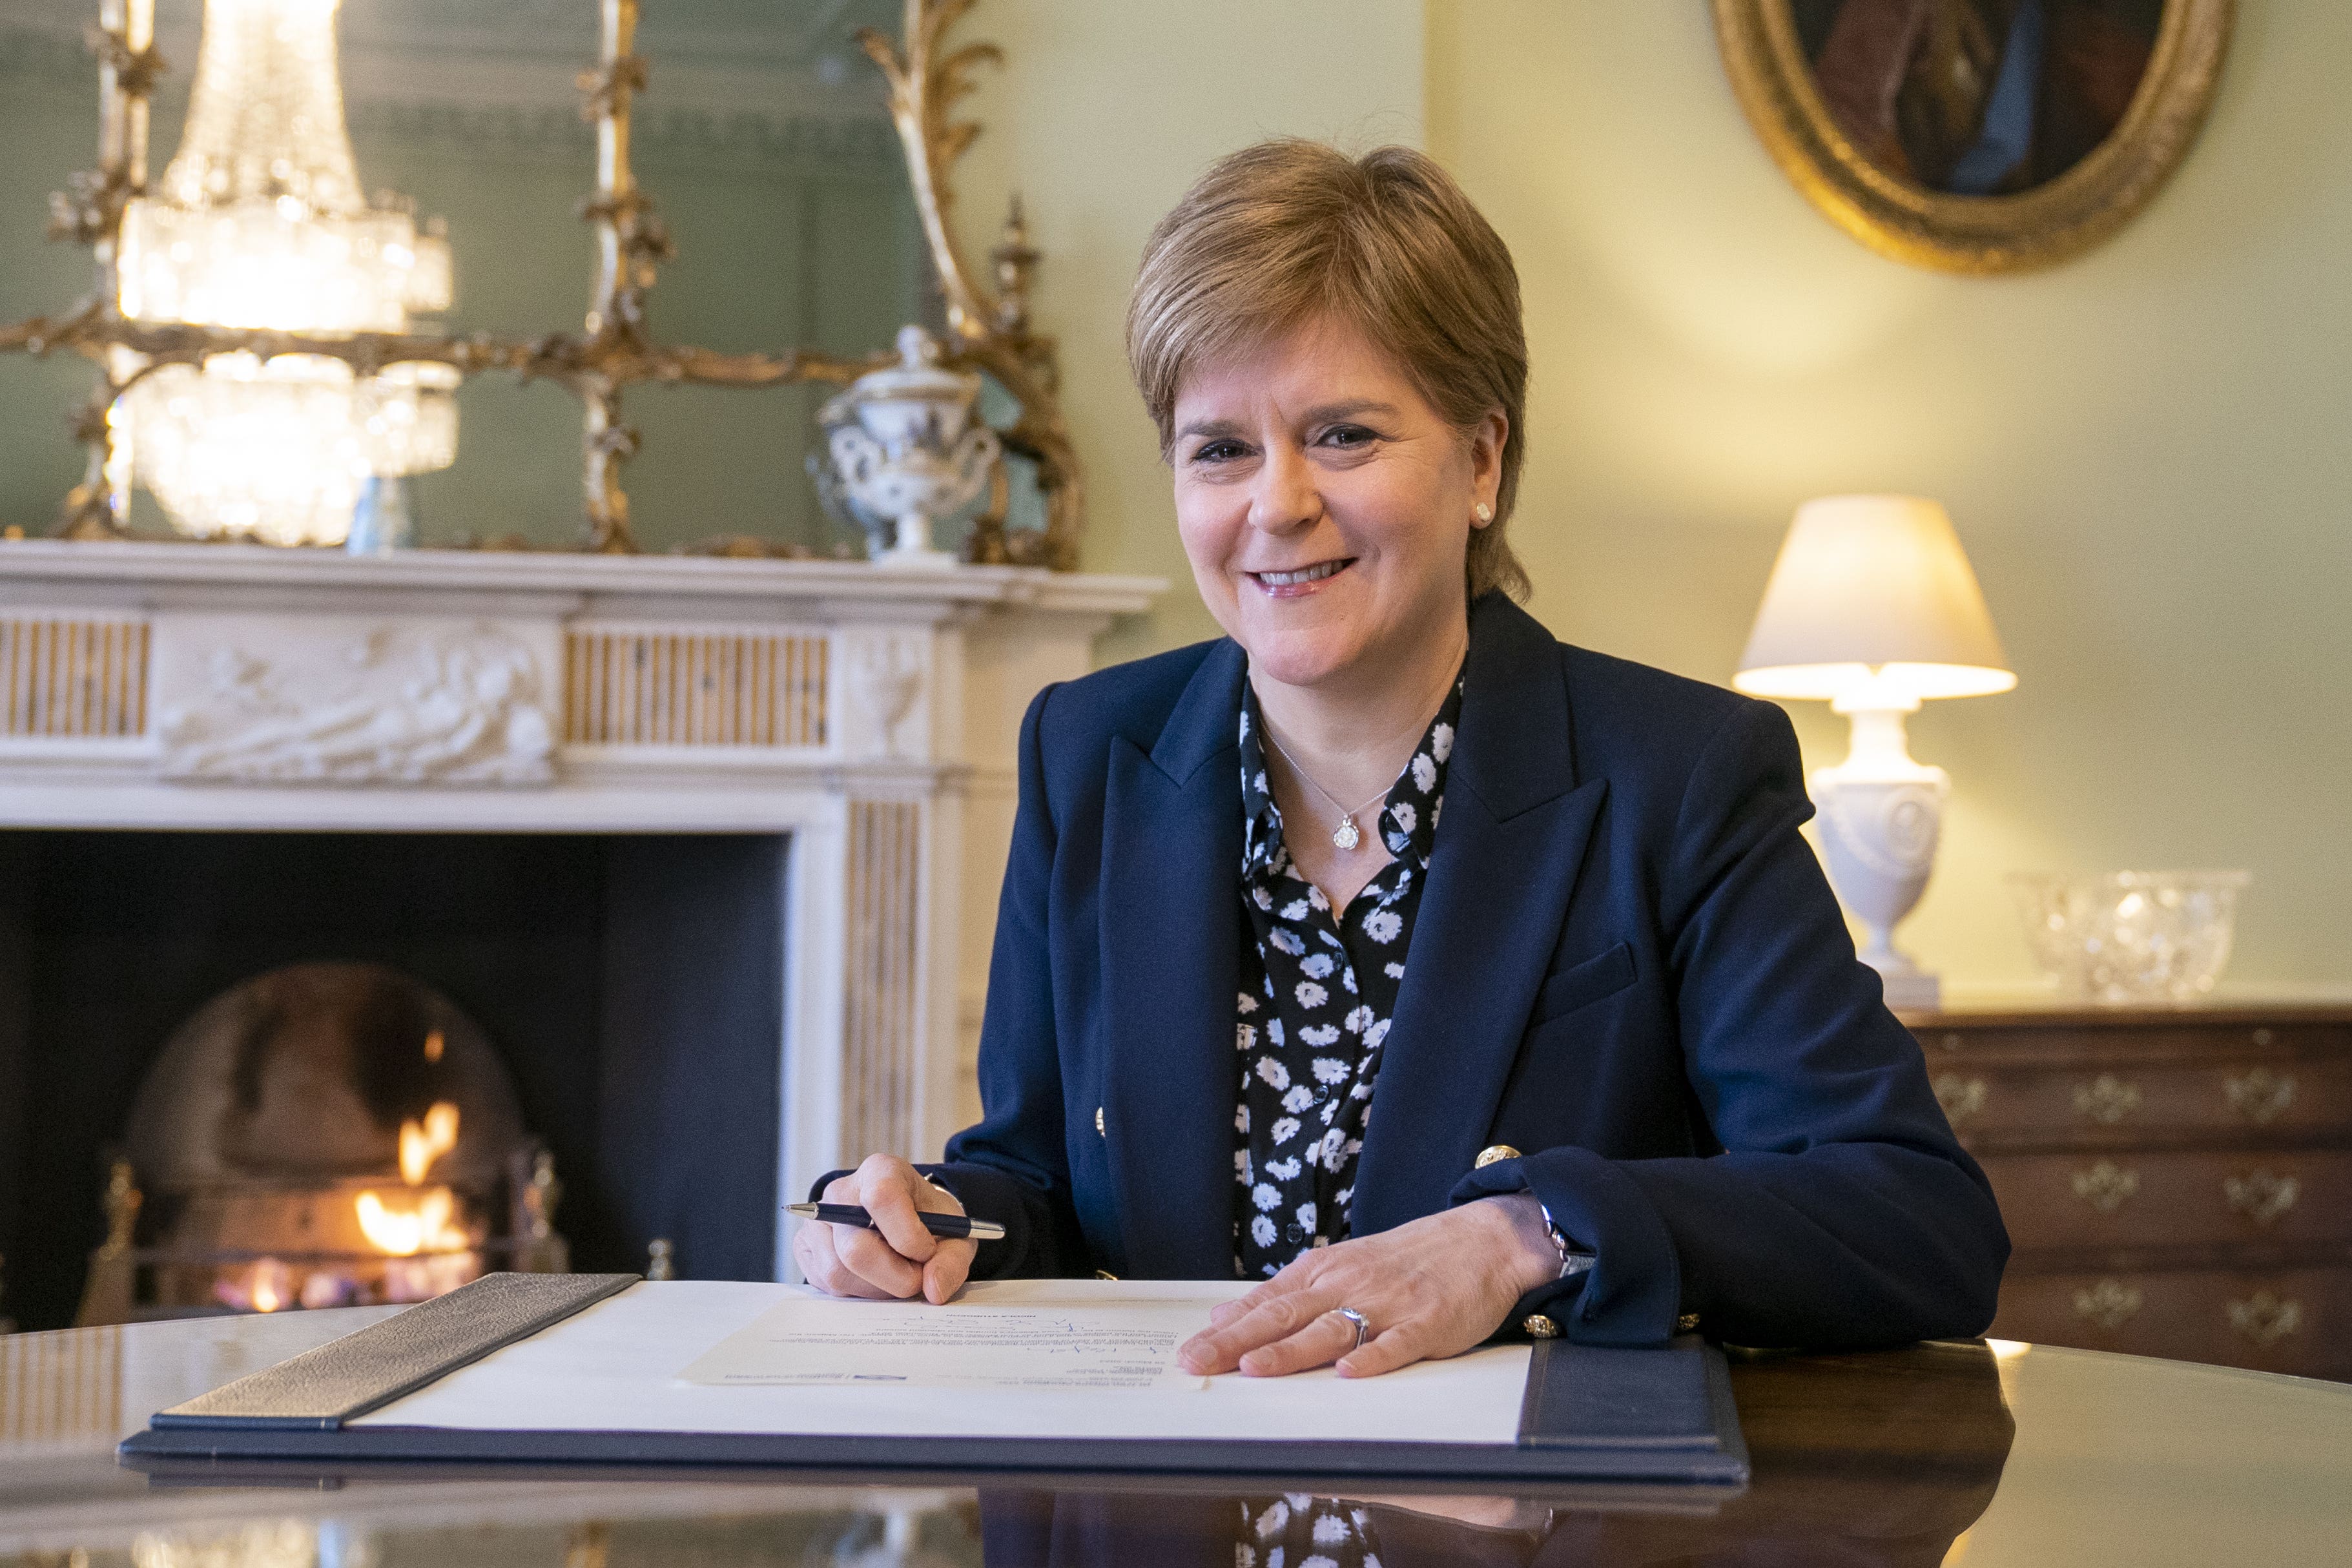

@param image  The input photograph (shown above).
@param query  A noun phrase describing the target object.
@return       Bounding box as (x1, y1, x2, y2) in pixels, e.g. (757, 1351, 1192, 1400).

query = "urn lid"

(834, 325, 980, 413)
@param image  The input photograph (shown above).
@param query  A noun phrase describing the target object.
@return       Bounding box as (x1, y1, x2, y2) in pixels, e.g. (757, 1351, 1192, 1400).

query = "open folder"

(122, 1272, 1748, 1485)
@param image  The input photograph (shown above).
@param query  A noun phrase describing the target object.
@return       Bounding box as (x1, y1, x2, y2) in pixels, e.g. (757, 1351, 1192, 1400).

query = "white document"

(681, 1292, 1211, 1390)
(353, 1279, 1534, 1447)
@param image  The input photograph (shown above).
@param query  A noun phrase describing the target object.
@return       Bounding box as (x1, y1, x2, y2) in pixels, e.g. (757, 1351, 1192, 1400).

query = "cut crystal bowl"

(2007, 871, 2251, 1005)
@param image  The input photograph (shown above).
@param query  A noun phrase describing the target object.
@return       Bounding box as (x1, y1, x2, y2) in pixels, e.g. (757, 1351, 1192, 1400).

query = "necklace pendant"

(1331, 816, 1361, 851)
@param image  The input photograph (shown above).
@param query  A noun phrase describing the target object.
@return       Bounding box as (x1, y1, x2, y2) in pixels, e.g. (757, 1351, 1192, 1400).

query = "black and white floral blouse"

(1235, 1494, 1382, 1568)
(1232, 671, 1463, 1280)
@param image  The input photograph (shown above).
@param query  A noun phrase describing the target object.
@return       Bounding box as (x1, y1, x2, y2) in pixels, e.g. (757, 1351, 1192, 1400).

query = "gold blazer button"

(1474, 1144, 1522, 1169)
(1522, 1314, 1560, 1338)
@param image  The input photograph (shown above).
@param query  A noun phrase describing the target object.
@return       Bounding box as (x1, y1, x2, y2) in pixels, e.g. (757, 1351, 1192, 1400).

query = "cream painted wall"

(951, 0, 1423, 666)
(1421, 1, 2352, 993)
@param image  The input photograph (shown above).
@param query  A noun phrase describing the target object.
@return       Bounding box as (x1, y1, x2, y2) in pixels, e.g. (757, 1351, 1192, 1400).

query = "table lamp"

(1733, 495, 2015, 1008)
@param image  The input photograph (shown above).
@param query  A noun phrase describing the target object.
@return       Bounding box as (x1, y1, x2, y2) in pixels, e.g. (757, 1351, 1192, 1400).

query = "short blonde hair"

(1126, 139, 1531, 603)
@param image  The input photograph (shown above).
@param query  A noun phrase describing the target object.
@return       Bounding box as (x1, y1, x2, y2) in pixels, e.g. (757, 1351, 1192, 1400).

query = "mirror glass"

(0, 0, 927, 552)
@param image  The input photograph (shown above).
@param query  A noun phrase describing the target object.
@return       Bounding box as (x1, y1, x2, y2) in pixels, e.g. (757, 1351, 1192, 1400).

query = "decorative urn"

(822, 325, 1002, 566)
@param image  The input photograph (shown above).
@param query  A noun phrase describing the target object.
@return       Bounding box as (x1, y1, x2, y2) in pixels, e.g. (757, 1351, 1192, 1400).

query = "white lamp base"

(1859, 942, 1942, 1011)
(1811, 707, 1948, 1012)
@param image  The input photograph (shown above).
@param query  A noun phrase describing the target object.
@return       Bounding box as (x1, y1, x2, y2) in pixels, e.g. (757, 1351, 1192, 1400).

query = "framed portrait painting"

(1713, 1, 2234, 272)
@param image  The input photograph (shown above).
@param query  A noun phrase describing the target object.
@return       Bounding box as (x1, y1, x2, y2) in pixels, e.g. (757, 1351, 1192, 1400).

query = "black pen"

(786, 1201, 1006, 1242)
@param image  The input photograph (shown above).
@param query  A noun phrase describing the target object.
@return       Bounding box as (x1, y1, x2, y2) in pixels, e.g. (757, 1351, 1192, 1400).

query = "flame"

(423, 1027, 444, 1063)
(358, 1099, 467, 1264)
(355, 1186, 468, 1257)
(398, 1100, 459, 1185)
(220, 1257, 294, 1314)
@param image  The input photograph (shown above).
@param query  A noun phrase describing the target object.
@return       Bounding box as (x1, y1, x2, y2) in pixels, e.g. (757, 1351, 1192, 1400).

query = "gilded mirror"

(1713, 1, 2234, 273)
(0, 1, 1077, 564)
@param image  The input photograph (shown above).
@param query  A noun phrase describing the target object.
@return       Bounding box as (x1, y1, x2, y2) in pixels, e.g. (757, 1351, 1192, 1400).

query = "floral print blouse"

(1232, 672, 1463, 1280)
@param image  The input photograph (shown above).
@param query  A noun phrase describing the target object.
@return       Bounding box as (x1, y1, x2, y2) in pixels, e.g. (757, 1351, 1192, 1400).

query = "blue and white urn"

(824, 325, 1002, 567)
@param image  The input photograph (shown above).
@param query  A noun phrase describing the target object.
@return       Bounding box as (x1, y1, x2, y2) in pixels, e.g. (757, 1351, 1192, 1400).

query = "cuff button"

(1522, 1314, 1559, 1338)
(1676, 1313, 1701, 1333)
(1474, 1144, 1522, 1169)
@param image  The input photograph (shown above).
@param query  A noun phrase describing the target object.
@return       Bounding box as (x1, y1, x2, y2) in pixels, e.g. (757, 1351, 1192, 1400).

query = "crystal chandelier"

(115, 0, 456, 546)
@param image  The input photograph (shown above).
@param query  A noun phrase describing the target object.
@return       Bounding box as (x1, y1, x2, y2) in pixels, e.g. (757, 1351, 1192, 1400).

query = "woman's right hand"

(794, 1153, 976, 1305)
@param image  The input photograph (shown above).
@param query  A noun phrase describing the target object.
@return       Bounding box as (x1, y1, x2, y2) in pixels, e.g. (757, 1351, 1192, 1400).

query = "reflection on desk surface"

(3, 1308, 2350, 1567)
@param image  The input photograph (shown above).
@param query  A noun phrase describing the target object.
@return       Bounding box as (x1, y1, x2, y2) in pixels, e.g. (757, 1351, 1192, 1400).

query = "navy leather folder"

(121, 1272, 1749, 1485)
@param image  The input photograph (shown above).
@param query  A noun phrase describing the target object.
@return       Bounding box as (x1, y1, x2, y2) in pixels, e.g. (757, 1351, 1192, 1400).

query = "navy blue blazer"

(927, 593, 2007, 1348)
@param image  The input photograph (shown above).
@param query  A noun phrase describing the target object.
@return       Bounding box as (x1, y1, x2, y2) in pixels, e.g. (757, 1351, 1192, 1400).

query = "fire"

(214, 1257, 296, 1314)
(251, 1259, 293, 1312)
(358, 1099, 469, 1257)
(398, 1100, 459, 1185)
(355, 1187, 468, 1257)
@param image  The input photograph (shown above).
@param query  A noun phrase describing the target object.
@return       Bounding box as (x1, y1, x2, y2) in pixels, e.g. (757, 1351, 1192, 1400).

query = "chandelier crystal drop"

(115, 0, 457, 546)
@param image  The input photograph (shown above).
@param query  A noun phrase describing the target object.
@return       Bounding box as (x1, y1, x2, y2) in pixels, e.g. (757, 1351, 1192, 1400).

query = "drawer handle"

(2223, 1170, 2300, 1227)
(2227, 1290, 2304, 1348)
(2223, 1068, 2296, 1125)
(2072, 1278, 2143, 1331)
(2072, 1074, 2143, 1125)
(2070, 1160, 2140, 1213)
(1933, 1073, 1986, 1129)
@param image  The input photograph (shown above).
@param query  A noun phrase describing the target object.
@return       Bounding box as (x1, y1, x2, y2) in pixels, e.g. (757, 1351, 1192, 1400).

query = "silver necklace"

(1263, 727, 1389, 851)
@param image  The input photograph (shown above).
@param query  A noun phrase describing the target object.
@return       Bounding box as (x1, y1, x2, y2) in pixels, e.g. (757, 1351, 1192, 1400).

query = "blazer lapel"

(1099, 643, 1246, 1278)
(1350, 597, 1610, 1235)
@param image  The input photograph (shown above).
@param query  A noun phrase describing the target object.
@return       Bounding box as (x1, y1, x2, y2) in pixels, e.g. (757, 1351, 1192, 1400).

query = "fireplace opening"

(0, 830, 789, 1332)
(88, 960, 545, 1321)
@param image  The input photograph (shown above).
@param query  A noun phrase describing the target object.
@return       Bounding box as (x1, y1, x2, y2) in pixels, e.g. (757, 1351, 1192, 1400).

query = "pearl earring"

(1473, 502, 1493, 524)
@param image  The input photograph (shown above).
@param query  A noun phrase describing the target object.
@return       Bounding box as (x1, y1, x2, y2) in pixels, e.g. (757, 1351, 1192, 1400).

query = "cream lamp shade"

(1734, 495, 2015, 707)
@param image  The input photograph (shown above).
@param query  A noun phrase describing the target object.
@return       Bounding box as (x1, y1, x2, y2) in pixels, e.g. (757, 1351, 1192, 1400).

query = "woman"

(799, 141, 2007, 1379)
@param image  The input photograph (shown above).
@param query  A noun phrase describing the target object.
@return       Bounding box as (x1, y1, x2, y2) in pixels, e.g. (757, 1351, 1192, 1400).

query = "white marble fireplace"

(0, 540, 1161, 1279)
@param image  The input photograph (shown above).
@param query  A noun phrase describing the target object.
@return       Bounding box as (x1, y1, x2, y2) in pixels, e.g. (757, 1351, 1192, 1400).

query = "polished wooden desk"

(3, 1306, 2349, 1566)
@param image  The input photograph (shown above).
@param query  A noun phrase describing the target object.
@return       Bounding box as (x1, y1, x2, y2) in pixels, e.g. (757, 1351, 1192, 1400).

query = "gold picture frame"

(1712, 0, 2234, 274)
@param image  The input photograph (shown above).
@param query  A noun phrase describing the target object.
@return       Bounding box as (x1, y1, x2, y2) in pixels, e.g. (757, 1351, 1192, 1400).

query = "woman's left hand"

(1178, 1193, 1562, 1378)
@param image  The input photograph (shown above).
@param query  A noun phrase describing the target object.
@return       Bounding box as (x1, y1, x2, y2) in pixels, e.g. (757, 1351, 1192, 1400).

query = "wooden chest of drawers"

(1903, 1004, 2352, 1381)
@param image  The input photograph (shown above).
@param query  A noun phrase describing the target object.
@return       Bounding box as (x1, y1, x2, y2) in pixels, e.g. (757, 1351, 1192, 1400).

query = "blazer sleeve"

(1456, 699, 2009, 1348)
(920, 682, 1093, 1278)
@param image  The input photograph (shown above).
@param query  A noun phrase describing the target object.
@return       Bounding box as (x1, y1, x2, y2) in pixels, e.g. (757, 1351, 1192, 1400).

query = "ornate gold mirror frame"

(0, 0, 1079, 566)
(1712, 0, 2234, 274)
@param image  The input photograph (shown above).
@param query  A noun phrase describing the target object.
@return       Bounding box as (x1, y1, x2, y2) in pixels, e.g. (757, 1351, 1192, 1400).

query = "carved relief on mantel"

(838, 624, 933, 763)
(152, 617, 561, 787)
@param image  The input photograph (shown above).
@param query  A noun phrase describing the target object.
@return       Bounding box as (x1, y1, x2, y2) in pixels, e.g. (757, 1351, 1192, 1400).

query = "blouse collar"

(1238, 668, 1466, 880)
